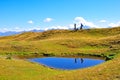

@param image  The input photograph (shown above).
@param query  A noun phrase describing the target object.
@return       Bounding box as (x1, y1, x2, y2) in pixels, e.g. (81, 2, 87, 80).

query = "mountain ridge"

(0, 29, 44, 36)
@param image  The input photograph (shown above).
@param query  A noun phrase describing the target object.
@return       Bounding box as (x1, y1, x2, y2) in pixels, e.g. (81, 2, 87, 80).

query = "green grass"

(0, 27, 120, 80)
(0, 57, 64, 80)
(51, 54, 120, 80)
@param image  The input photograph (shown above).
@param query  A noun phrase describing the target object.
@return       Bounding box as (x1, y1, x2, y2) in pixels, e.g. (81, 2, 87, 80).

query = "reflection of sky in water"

(29, 57, 105, 70)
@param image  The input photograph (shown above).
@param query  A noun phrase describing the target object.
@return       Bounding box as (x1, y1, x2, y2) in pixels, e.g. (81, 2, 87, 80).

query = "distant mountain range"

(0, 29, 44, 36)
(0, 26, 91, 36)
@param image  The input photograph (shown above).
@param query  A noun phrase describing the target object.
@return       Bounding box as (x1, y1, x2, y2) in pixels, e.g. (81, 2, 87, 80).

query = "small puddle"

(28, 57, 105, 70)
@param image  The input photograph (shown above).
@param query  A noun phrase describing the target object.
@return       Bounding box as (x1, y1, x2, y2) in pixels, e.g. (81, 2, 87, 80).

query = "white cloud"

(108, 21, 120, 27)
(44, 28, 49, 31)
(99, 20, 107, 23)
(27, 27, 41, 31)
(74, 17, 86, 24)
(12, 27, 23, 32)
(44, 18, 53, 22)
(68, 24, 74, 28)
(51, 26, 68, 29)
(3, 17, 119, 33)
(14, 27, 20, 30)
(0, 28, 9, 33)
(44, 26, 68, 31)
(28, 20, 34, 24)
(44, 17, 101, 31)
(74, 17, 99, 28)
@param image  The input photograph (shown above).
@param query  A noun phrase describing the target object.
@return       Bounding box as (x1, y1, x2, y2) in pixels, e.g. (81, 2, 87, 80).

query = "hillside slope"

(0, 27, 120, 56)
(0, 27, 120, 80)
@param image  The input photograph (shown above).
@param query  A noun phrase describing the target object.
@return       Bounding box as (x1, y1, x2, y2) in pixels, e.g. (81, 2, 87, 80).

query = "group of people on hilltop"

(74, 23, 83, 31)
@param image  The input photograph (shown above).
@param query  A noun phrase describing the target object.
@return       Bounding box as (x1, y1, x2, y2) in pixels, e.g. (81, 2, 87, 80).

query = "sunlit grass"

(0, 27, 120, 80)
(0, 57, 64, 80)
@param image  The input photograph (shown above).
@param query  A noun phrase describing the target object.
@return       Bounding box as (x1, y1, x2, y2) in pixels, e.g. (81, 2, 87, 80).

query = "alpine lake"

(27, 55, 105, 70)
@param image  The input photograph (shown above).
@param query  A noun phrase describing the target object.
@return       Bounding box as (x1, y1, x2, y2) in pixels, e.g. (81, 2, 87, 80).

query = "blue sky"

(0, 0, 120, 32)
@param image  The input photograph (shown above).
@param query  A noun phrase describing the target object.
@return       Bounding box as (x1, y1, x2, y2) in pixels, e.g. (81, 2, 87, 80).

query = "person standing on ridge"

(80, 23, 83, 30)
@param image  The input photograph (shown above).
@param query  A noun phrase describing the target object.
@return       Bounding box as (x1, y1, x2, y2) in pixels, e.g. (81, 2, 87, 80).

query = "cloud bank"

(99, 20, 107, 23)
(108, 21, 120, 27)
(1, 17, 120, 32)
(74, 17, 99, 28)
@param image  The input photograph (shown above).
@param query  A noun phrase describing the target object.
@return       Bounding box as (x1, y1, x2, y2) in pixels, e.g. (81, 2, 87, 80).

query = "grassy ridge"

(0, 27, 120, 80)
(0, 27, 120, 56)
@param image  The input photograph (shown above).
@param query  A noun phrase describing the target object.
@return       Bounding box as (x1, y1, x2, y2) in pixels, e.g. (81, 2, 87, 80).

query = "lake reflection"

(28, 57, 105, 70)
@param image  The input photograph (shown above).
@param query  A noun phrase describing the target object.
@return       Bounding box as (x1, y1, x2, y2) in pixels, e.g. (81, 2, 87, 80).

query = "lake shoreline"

(10, 52, 106, 60)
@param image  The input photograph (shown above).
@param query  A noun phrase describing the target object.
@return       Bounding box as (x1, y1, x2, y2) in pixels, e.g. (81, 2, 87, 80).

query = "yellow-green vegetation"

(0, 27, 120, 80)
(0, 56, 64, 80)
(51, 54, 120, 80)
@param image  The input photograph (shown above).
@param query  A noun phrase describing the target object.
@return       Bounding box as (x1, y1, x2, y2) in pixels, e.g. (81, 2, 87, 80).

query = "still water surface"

(29, 57, 105, 70)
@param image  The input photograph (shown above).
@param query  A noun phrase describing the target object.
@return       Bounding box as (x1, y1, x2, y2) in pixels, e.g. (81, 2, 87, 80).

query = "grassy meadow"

(0, 27, 120, 80)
